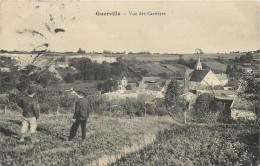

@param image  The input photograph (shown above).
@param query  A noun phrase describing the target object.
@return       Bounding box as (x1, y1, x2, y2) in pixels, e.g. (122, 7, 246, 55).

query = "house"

(215, 73, 228, 86)
(189, 70, 220, 90)
(117, 76, 128, 90)
(188, 54, 229, 90)
(139, 76, 161, 90)
(144, 85, 165, 98)
(230, 96, 255, 120)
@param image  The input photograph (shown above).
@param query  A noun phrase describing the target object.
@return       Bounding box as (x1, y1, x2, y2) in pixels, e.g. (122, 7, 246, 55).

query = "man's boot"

(31, 133, 39, 143)
(20, 133, 26, 142)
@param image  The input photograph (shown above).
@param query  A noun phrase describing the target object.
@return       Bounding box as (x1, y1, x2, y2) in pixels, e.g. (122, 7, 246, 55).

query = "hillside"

(203, 59, 228, 72)
(0, 113, 173, 165)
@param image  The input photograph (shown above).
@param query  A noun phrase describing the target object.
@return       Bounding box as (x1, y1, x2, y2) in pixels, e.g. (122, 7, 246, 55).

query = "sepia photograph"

(0, 0, 259, 165)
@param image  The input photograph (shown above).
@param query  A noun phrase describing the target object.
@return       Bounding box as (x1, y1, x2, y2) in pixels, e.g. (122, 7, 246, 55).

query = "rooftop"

(141, 76, 161, 83)
(230, 96, 253, 110)
(189, 70, 210, 82)
(215, 73, 228, 81)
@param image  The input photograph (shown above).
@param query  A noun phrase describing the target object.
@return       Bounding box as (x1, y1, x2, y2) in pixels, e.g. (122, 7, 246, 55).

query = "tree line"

(65, 57, 128, 82)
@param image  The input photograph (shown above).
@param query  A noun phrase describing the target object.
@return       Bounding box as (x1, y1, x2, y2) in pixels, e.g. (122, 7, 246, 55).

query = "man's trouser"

(69, 120, 87, 140)
(21, 117, 37, 134)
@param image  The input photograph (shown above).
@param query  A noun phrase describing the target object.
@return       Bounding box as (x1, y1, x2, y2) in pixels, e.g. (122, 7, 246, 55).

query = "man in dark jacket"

(69, 93, 90, 141)
(18, 87, 40, 143)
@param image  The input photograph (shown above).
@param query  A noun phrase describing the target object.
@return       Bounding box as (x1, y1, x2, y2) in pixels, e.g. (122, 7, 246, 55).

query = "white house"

(189, 54, 229, 90)
(139, 77, 161, 90)
(117, 76, 128, 90)
(189, 70, 220, 90)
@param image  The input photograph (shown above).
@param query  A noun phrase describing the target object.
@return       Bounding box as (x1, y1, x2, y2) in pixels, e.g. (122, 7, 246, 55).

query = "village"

(1, 1, 259, 165)
(0, 51, 259, 121)
(0, 51, 259, 165)
(102, 53, 258, 121)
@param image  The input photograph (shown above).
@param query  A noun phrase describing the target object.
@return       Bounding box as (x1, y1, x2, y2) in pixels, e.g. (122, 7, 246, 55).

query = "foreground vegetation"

(0, 113, 173, 165)
(1, 112, 258, 165)
(113, 124, 259, 166)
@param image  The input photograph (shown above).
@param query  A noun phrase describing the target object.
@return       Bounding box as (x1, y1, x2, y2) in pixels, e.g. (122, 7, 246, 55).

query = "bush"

(134, 110, 143, 117)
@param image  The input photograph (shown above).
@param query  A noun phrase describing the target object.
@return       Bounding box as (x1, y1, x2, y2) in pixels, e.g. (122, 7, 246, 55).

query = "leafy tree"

(99, 79, 118, 93)
(193, 93, 226, 123)
(64, 73, 75, 83)
(226, 65, 232, 75)
(83, 69, 95, 80)
(1, 72, 18, 91)
(202, 63, 210, 69)
(77, 48, 85, 53)
(69, 58, 92, 72)
(195, 93, 215, 113)
(36, 71, 58, 88)
(165, 79, 187, 120)
(111, 61, 127, 76)
(245, 52, 254, 63)
(245, 77, 260, 124)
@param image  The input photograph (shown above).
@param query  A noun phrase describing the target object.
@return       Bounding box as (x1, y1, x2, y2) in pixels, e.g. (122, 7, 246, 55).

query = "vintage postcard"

(0, 0, 259, 165)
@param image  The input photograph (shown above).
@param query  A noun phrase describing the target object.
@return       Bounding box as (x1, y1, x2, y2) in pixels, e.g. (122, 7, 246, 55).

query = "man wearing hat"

(18, 86, 40, 143)
(68, 91, 90, 141)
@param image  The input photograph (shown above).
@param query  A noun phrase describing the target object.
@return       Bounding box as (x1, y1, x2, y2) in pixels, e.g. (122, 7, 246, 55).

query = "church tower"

(195, 54, 202, 70)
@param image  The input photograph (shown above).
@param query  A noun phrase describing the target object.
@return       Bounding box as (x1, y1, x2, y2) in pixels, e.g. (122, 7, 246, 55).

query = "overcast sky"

(0, 1, 259, 53)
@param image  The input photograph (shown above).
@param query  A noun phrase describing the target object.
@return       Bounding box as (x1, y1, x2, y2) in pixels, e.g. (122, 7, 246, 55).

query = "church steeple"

(195, 54, 202, 70)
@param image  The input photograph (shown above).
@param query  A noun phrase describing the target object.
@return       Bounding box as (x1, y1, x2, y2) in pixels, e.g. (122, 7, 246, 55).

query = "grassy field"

(0, 112, 259, 165)
(129, 63, 187, 77)
(116, 53, 244, 61)
(0, 113, 173, 165)
(113, 124, 259, 166)
(203, 59, 228, 72)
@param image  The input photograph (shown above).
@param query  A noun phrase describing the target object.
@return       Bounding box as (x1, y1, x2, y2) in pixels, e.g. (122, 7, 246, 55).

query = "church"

(189, 55, 228, 90)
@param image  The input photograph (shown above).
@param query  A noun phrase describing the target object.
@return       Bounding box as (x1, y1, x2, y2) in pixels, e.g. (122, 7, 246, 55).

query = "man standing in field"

(18, 86, 40, 143)
(68, 92, 90, 142)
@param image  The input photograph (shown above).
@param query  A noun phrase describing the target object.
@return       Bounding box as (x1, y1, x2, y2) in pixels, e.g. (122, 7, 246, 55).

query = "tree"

(195, 48, 204, 54)
(226, 65, 232, 75)
(193, 93, 225, 123)
(245, 77, 260, 124)
(99, 79, 118, 93)
(77, 48, 85, 53)
(165, 79, 187, 121)
(64, 73, 75, 83)
(195, 93, 215, 113)
(245, 52, 254, 63)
